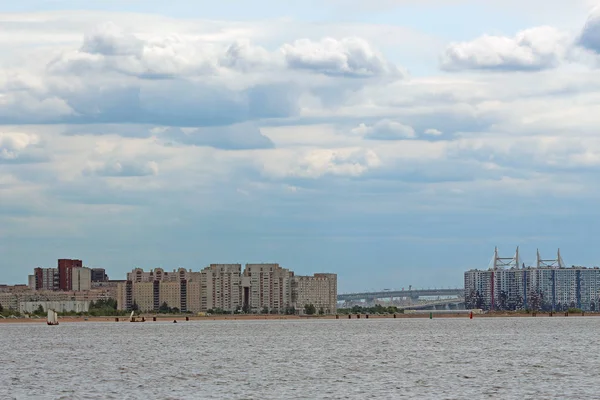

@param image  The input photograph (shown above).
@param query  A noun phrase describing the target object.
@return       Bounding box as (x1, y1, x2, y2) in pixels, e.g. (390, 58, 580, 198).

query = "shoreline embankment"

(1, 311, 597, 324)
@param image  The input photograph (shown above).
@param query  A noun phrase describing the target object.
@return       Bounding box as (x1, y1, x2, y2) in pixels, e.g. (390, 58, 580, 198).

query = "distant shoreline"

(1, 311, 598, 324)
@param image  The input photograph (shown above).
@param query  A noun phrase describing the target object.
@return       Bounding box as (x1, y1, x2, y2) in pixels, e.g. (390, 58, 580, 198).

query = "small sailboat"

(130, 311, 145, 322)
(47, 309, 59, 326)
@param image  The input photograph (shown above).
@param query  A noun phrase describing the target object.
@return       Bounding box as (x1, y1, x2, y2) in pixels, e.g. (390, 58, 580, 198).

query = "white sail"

(130, 310, 135, 322)
(47, 309, 58, 325)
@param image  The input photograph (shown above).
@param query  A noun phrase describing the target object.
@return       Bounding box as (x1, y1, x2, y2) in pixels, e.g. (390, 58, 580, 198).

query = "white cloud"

(259, 147, 382, 179)
(0, 132, 42, 162)
(281, 37, 403, 78)
(424, 128, 442, 136)
(4, 8, 600, 280)
(441, 26, 569, 71)
(83, 160, 159, 177)
(351, 119, 416, 139)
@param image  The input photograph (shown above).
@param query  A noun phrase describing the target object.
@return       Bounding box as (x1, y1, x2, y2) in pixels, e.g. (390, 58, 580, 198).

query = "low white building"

(19, 300, 90, 314)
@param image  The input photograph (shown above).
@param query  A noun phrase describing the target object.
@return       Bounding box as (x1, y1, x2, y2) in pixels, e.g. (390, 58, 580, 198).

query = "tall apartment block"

(71, 267, 92, 291)
(201, 264, 242, 312)
(465, 247, 600, 312)
(118, 268, 202, 313)
(292, 273, 338, 314)
(32, 267, 59, 291)
(242, 263, 293, 313)
(58, 259, 83, 291)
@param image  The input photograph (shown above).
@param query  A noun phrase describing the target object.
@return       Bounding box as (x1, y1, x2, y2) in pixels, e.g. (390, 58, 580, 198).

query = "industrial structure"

(464, 247, 600, 312)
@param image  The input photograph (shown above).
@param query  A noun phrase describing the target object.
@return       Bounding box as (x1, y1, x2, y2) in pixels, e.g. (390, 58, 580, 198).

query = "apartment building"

(71, 267, 92, 291)
(58, 259, 83, 291)
(465, 266, 600, 312)
(31, 268, 59, 291)
(127, 267, 201, 283)
(200, 264, 242, 312)
(117, 268, 203, 313)
(242, 263, 293, 313)
(293, 273, 337, 314)
(115, 264, 337, 315)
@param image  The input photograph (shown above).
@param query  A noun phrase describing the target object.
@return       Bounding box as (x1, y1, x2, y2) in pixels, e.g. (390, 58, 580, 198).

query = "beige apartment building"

(293, 273, 337, 314)
(114, 265, 337, 315)
(242, 264, 293, 313)
(127, 267, 201, 283)
(117, 268, 204, 313)
(200, 264, 242, 312)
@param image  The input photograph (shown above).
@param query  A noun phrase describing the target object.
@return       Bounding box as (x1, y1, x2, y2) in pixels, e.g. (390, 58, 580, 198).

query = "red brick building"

(58, 259, 83, 291)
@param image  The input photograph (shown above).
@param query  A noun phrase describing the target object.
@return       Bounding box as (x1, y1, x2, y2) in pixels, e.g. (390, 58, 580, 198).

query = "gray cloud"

(81, 22, 144, 57)
(46, 79, 301, 127)
(441, 26, 567, 72)
(578, 7, 600, 53)
(160, 123, 274, 150)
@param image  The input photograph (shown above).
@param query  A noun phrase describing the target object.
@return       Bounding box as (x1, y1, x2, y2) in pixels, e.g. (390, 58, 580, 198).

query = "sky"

(2, 1, 600, 292)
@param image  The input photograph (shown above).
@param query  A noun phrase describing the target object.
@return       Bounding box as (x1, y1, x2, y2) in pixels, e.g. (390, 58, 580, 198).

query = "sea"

(1, 317, 598, 399)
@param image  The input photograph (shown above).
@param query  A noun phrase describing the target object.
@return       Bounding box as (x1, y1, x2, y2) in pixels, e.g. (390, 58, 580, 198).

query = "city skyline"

(4, 246, 600, 294)
(3, 1, 600, 291)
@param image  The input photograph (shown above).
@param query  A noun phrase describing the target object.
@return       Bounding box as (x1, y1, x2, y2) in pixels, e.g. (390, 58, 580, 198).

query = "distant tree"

(0, 302, 3, 312)
(270, 309, 279, 315)
(284, 306, 296, 315)
(34, 305, 45, 316)
(304, 304, 316, 315)
(131, 301, 139, 312)
(159, 302, 171, 313)
(318, 307, 324, 315)
(498, 291, 508, 311)
(242, 304, 250, 314)
(171, 307, 180, 314)
(475, 291, 485, 310)
(261, 307, 269, 314)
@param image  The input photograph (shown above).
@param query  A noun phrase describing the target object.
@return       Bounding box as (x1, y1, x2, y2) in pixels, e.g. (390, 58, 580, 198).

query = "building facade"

(71, 267, 92, 291)
(127, 267, 200, 283)
(117, 268, 203, 313)
(242, 264, 293, 313)
(465, 248, 600, 312)
(114, 265, 337, 315)
(0, 288, 113, 312)
(32, 268, 59, 291)
(19, 300, 90, 314)
(91, 268, 108, 282)
(200, 264, 242, 312)
(58, 259, 83, 291)
(292, 273, 337, 314)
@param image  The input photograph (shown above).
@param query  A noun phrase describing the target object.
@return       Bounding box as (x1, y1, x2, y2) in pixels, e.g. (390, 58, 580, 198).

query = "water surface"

(2, 317, 597, 399)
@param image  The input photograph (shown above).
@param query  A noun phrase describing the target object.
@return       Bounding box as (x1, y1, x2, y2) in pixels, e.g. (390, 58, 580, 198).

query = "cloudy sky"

(2, 1, 600, 291)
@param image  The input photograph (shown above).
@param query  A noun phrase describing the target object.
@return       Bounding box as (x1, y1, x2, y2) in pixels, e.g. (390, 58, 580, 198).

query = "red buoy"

(469, 311, 473, 319)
